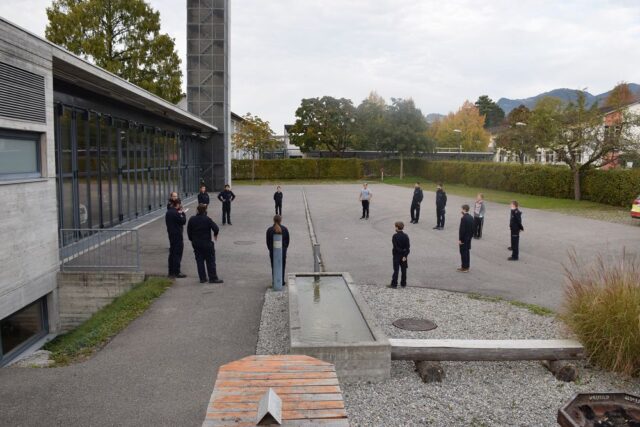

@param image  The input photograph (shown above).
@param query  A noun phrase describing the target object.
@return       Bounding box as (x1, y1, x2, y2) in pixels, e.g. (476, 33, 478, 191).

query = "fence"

(59, 229, 140, 271)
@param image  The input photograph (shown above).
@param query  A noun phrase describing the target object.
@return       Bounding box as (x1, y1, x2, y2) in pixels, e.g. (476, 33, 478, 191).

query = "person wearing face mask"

(458, 204, 474, 272)
(410, 182, 423, 224)
(508, 200, 524, 261)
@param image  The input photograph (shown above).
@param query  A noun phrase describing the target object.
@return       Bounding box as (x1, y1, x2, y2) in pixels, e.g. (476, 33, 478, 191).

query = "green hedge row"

(232, 159, 640, 207)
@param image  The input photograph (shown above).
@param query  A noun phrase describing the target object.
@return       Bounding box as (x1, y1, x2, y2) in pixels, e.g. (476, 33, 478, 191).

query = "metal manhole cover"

(393, 318, 437, 331)
(233, 241, 256, 245)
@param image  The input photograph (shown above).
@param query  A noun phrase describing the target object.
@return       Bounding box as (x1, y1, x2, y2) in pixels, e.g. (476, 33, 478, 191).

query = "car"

(632, 195, 640, 219)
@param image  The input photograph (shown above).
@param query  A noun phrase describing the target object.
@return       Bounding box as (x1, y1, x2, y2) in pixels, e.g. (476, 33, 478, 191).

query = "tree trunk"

(400, 153, 404, 180)
(519, 152, 525, 165)
(573, 169, 581, 200)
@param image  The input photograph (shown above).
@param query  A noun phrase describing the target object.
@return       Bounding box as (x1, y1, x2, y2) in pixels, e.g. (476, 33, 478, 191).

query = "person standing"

(410, 182, 424, 224)
(508, 201, 524, 261)
(198, 185, 210, 206)
(359, 183, 372, 219)
(165, 198, 186, 279)
(187, 204, 223, 284)
(458, 204, 474, 272)
(433, 183, 447, 230)
(217, 184, 236, 225)
(388, 221, 410, 288)
(167, 191, 179, 209)
(266, 215, 290, 285)
(274, 185, 283, 215)
(473, 193, 486, 239)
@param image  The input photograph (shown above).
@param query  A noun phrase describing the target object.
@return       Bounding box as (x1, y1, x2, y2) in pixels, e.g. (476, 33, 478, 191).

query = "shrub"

(561, 252, 640, 376)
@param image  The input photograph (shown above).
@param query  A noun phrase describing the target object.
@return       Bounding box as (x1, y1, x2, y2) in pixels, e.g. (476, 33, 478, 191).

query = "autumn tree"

(232, 113, 278, 181)
(475, 95, 505, 129)
(495, 105, 537, 164)
(429, 101, 491, 151)
(289, 96, 357, 154)
(353, 92, 387, 151)
(604, 82, 636, 108)
(531, 92, 640, 200)
(46, 0, 182, 103)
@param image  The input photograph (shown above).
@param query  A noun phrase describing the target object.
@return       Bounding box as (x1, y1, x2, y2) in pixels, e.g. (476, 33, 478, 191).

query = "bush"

(561, 252, 640, 376)
(232, 159, 363, 180)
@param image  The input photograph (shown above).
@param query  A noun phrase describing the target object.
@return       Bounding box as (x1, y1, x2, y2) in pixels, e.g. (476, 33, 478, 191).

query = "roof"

(1, 17, 217, 133)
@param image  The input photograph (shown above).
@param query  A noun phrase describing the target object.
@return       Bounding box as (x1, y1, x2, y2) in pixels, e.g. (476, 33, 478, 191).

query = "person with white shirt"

(359, 183, 372, 219)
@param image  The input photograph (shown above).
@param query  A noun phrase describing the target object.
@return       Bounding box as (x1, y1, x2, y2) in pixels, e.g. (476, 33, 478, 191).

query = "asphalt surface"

(1, 183, 637, 426)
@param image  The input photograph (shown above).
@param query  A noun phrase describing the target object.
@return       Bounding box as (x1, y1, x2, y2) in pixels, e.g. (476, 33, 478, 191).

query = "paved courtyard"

(0, 183, 637, 426)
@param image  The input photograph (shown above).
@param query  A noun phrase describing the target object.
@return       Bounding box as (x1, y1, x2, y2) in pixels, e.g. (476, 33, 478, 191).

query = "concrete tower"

(186, 0, 230, 190)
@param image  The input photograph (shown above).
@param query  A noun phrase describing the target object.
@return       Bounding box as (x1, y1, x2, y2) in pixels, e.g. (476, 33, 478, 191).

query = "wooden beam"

(389, 339, 584, 361)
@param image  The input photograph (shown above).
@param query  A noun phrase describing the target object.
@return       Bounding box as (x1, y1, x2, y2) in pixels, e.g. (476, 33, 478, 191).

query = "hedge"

(232, 159, 640, 207)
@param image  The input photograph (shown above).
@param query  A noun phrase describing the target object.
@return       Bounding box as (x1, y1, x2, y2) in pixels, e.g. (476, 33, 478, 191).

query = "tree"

(475, 95, 505, 129)
(46, 0, 183, 103)
(232, 113, 278, 181)
(495, 105, 537, 164)
(429, 101, 491, 151)
(289, 96, 357, 154)
(531, 91, 640, 200)
(380, 98, 431, 179)
(604, 82, 636, 108)
(353, 92, 387, 151)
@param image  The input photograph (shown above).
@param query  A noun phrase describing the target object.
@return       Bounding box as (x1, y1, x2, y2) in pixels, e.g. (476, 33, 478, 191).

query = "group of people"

(386, 182, 524, 287)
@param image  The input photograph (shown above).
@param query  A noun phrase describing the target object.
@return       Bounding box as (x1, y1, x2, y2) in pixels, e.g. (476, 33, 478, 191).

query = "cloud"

(2, 0, 640, 132)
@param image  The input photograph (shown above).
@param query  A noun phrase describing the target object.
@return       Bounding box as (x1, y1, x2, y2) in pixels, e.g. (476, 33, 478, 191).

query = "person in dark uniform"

(266, 215, 290, 285)
(388, 221, 410, 288)
(434, 183, 447, 230)
(165, 198, 186, 278)
(458, 204, 474, 272)
(167, 191, 179, 209)
(197, 185, 210, 206)
(274, 185, 283, 215)
(217, 184, 236, 225)
(508, 200, 524, 261)
(187, 204, 223, 284)
(410, 183, 424, 224)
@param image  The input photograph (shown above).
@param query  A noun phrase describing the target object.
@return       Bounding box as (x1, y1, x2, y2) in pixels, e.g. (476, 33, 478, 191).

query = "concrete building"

(0, 10, 227, 365)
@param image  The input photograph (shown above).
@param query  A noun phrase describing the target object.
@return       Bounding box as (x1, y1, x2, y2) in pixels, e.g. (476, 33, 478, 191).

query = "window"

(0, 297, 48, 365)
(0, 130, 41, 179)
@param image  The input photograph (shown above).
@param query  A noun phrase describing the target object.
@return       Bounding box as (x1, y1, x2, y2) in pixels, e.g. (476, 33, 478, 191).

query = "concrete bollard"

(272, 234, 283, 291)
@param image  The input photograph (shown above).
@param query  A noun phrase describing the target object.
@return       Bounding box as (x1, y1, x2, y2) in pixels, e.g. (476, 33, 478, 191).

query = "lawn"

(44, 277, 172, 366)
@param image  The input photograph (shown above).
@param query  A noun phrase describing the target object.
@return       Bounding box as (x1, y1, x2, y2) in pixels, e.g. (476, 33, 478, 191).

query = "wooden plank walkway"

(389, 339, 585, 361)
(203, 355, 349, 426)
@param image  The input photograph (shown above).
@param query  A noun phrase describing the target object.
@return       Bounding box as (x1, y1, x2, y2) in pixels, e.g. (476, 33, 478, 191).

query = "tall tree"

(429, 101, 491, 151)
(289, 96, 357, 154)
(353, 92, 387, 151)
(604, 82, 636, 108)
(495, 105, 536, 165)
(475, 95, 505, 129)
(46, 0, 183, 103)
(531, 92, 640, 200)
(381, 98, 431, 179)
(232, 113, 278, 181)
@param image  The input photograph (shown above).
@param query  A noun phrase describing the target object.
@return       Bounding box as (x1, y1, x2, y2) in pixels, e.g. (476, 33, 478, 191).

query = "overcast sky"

(2, 1, 640, 132)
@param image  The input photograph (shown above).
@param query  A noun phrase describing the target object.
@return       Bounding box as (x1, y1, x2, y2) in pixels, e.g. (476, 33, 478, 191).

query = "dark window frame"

(0, 296, 49, 366)
(0, 129, 42, 180)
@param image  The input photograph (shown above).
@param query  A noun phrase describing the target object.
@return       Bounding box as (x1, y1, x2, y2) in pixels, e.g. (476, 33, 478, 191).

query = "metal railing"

(302, 189, 324, 273)
(59, 228, 140, 271)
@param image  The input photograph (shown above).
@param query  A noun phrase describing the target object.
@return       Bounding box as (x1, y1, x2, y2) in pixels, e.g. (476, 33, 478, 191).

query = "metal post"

(313, 244, 320, 273)
(272, 234, 283, 291)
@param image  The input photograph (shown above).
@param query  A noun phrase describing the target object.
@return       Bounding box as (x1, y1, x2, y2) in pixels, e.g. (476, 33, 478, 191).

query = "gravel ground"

(256, 285, 640, 427)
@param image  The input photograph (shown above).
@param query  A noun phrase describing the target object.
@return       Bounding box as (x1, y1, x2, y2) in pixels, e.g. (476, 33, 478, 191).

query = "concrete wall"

(0, 21, 60, 331)
(57, 272, 146, 332)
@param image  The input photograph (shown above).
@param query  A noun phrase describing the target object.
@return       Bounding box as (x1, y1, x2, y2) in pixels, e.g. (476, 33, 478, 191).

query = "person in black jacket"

(388, 221, 410, 288)
(266, 215, 290, 285)
(167, 191, 179, 209)
(433, 183, 447, 230)
(508, 200, 524, 261)
(187, 204, 223, 283)
(217, 184, 236, 225)
(197, 185, 210, 206)
(274, 185, 283, 215)
(165, 198, 187, 278)
(458, 204, 474, 272)
(410, 183, 424, 224)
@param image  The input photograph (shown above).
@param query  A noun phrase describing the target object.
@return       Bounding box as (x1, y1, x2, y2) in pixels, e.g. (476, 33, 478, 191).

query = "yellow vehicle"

(632, 195, 640, 219)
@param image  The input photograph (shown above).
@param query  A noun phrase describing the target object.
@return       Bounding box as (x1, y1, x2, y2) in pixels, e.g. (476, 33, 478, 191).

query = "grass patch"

(561, 253, 640, 376)
(44, 277, 172, 366)
(467, 292, 555, 317)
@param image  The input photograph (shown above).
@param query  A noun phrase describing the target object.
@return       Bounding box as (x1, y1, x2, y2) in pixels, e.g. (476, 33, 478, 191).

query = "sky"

(2, 0, 640, 132)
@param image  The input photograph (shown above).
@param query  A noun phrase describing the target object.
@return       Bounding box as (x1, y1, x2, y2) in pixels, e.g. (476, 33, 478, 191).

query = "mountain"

(497, 83, 640, 114)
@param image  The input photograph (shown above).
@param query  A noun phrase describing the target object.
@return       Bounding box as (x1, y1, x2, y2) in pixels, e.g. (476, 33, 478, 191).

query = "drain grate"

(393, 318, 437, 331)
